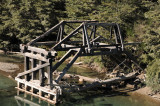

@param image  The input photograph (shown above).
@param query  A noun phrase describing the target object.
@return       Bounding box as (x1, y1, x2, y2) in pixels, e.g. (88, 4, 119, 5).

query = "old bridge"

(15, 20, 142, 104)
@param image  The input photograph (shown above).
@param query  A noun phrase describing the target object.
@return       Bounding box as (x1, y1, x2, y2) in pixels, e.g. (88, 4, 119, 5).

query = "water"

(0, 74, 17, 106)
(0, 54, 160, 106)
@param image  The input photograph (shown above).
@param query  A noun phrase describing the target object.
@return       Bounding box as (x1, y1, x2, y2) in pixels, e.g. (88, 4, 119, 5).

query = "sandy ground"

(0, 50, 4, 53)
(132, 86, 160, 103)
(0, 62, 19, 72)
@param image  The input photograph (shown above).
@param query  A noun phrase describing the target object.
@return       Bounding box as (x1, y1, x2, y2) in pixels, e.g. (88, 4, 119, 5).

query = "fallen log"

(61, 73, 96, 83)
(59, 72, 138, 92)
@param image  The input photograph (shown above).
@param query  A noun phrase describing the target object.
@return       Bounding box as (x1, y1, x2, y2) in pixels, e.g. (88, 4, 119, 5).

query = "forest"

(0, 0, 160, 92)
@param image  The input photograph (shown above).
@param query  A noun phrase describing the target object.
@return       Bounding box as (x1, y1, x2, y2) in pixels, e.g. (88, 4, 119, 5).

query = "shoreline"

(131, 87, 160, 103)
(0, 52, 160, 104)
(1, 69, 160, 104)
(1, 66, 160, 104)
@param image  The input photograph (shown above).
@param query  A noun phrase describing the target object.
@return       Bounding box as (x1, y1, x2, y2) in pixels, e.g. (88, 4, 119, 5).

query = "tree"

(0, 0, 20, 52)
(140, 0, 160, 92)
(0, 0, 65, 52)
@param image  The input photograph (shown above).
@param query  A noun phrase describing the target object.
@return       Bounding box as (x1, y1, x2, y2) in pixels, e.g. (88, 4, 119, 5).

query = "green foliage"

(146, 59, 160, 92)
(140, 0, 160, 91)
(0, 0, 65, 51)
(57, 51, 66, 59)
(65, 0, 96, 20)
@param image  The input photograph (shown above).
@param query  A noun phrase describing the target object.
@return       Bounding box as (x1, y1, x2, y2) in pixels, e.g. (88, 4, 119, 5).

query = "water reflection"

(14, 93, 54, 106)
(14, 91, 114, 106)
(15, 96, 40, 106)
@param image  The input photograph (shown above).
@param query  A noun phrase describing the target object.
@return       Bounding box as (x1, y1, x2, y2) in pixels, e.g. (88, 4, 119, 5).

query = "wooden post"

(48, 58, 53, 89)
(53, 94, 57, 103)
(39, 90, 42, 103)
(39, 61, 45, 86)
(24, 56, 30, 81)
(31, 87, 34, 93)
(31, 58, 37, 80)
(48, 94, 51, 99)
(24, 84, 27, 98)
(17, 82, 20, 95)
(31, 95, 33, 101)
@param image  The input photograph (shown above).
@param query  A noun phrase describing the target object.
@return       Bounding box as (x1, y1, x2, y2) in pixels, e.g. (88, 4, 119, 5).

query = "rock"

(8, 75, 13, 79)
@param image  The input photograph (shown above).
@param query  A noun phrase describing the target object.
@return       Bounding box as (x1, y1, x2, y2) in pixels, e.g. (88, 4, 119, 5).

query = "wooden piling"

(24, 56, 30, 81)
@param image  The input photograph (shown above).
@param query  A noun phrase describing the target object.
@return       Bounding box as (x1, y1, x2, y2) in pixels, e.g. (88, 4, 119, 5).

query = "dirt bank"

(131, 87, 160, 103)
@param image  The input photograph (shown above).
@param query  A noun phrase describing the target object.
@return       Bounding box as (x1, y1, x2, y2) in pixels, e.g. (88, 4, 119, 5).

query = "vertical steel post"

(60, 23, 64, 41)
(84, 24, 91, 53)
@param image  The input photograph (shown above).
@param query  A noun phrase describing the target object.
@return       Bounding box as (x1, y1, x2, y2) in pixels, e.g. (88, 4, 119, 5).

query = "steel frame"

(15, 20, 141, 104)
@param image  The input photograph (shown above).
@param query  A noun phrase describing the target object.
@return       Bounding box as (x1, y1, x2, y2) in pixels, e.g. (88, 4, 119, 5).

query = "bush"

(146, 59, 160, 92)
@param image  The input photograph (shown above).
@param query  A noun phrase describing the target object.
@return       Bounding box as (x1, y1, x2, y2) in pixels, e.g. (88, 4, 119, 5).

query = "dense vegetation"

(0, 0, 159, 92)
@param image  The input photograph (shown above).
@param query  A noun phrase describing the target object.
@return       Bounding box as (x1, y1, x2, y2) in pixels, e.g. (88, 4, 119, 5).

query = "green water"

(0, 74, 17, 106)
(0, 54, 160, 106)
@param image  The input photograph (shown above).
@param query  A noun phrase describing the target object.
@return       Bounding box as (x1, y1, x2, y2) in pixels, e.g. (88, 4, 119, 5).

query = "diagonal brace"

(55, 49, 82, 83)
(17, 63, 50, 78)
(51, 24, 83, 50)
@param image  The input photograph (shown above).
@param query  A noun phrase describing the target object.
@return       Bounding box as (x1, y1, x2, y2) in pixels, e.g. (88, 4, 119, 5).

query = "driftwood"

(58, 72, 137, 92)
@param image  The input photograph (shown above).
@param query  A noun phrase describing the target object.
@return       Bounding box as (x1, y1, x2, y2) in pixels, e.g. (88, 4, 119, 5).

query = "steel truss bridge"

(15, 20, 142, 104)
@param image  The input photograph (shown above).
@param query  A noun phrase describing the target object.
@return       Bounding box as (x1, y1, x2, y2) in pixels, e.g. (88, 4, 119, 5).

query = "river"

(0, 53, 160, 106)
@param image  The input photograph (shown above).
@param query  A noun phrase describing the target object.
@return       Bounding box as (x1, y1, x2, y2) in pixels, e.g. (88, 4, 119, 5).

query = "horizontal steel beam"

(63, 20, 97, 23)
(86, 23, 116, 26)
